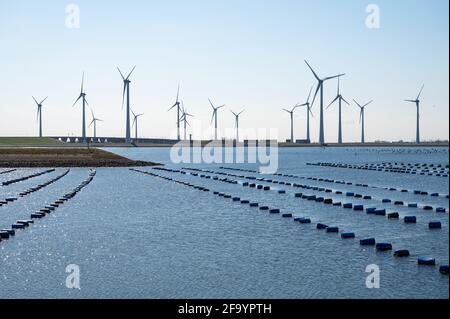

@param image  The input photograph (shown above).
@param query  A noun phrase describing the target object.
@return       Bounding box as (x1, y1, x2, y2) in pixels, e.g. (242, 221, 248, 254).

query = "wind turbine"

(353, 99, 373, 144)
(327, 76, 350, 144)
(168, 85, 182, 141)
(32, 96, 48, 138)
(405, 85, 424, 144)
(231, 109, 244, 142)
(283, 105, 300, 143)
(305, 60, 345, 144)
(72, 72, 89, 143)
(297, 86, 314, 142)
(89, 109, 103, 139)
(209, 98, 225, 140)
(118, 66, 136, 144)
(131, 110, 144, 142)
(180, 102, 194, 140)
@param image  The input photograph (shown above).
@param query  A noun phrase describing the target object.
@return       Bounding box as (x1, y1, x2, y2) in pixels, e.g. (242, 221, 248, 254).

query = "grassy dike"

(0, 148, 161, 168)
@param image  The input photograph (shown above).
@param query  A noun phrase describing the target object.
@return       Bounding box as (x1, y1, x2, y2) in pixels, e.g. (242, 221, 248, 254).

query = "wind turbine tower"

(305, 60, 345, 144)
(353, 99, 373, 144)
(231, 110, 244, 142)
(118, 66, 136, 144)
(283, 105, 300, 143)
(32, 96, 48, 138)
(72, 72, 89, 143)
(405, 85, 424, 144)
(327, 76, 350, 144)
(209, 99, 225, 140)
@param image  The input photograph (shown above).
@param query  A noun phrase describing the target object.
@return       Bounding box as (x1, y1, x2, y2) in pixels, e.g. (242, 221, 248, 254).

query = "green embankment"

(0, 137, 62, 146)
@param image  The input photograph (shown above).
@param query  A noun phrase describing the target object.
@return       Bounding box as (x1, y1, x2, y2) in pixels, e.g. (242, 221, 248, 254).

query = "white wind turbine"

(231, 109, 244, 142)
(209, 98, 225, 140)
(283, 105, 300, 143)
(118, 66, 136, 144)
(353, 99, 373, 144)
(404, 85, 424, 144)
(89, 109, 103, 140)
(131, 110, 144, 142)
(72, 72, 89, 143)
(327, 76, 350, 144)
(32, 96, 48, 138)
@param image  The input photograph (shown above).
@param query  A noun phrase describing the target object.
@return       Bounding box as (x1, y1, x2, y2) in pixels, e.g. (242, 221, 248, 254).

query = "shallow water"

(0, 147, 448, 298)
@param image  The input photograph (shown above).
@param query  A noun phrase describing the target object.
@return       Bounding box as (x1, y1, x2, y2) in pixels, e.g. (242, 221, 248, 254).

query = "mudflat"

(0, 148, 161, 168)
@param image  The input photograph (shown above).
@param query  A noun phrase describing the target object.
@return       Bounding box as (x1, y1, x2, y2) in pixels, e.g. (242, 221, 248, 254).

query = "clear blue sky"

(0, 0, 448, 142)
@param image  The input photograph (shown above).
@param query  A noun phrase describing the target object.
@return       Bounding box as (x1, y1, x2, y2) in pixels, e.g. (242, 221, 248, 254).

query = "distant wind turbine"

(209, 98, 225, 140)
(168, 85, 182, 141)
(231, 109, 244, 142)
(297, 86, 314, 142)
(353, 99, 373, 144)
(32, 96, 48, 138)
(72, 72, 89, 143)
(131, 110, 144, 142)
(305, 60, 345, 144)
(180, 102, 194, 140)
(283, 105, 300, 143)
(405, 85, 424, 144)
(118, 66, 136, 144)
(89, 109, 103, 139)
(327, 76, 350, 144)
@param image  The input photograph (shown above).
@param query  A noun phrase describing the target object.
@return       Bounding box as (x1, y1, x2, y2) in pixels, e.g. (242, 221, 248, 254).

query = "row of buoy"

(307, 162, 448, 178)
(0, 170, 96, 244)
(0, 169, 17, 176)
(1, 169, 56, 186)
(0, 170, 70, 208)
(218, 166, 449, 199)
(194, 167, 448, 214)
(147, 166, 449, 276)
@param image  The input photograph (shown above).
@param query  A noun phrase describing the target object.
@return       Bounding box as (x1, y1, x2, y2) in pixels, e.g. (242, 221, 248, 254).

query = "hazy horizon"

(0, 0, 448, 142)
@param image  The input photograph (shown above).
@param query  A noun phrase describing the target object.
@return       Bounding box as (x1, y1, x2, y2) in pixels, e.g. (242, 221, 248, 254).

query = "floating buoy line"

(1, 169, 56, 186)
(218, 166, 449, 199)
(307, 162, 449, 178)
(130, 167, 448, 277)
(188, 167, 448, 214)
(0, 169, 70, 208)
(0, 170, 96, 244)
(0, 169, 17, 176)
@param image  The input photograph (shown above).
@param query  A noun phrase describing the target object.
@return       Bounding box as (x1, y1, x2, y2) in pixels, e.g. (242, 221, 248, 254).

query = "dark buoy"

(376, 243, 392, 251)
(232, 197, 241, 202)
(418, 257, 436, 266)
(429, 221, 442, 229)
(346, 192, 355, 197)
(295, 193, 303, 198)
(278, 190, 286, 194)
(404, 216, 417, 223)
(263, 186, 271, 191)
(408, 203, 418, 208)
(353, 205, 364, 211)
(423, 206, 433, 211)
(298, 218, 311, 224)
(0, 231, 10, 239)
(360, 238, 376, 246)
(394, 250, 410, 257)
(12, 223, 26, 230)
(332, 202, 342, 206)
(324, 198, 333, 204)
(343, 203, 353, 209)
(259, 206, 269, 211)
(382, 199, 392, 203)
(388, 212, 400, 219)
(341, 232, 355, 239)
(250, 203, 259, 207)
(375, 209, 386, 216)
(282, 213, 293, 218)
(326, 227, 339, 233)
(269, 209, 280, 214)
(436, 207, 446, 213)
(439, 265, 449, 274)
(316, 223, 328, 230)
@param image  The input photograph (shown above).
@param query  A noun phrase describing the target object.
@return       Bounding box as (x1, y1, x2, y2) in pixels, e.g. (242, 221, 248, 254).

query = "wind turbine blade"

(327, 96, 339, 109)
(360, 110, 363, 124)
(311, 83, 321, 108)
(40, 96, 48, 104)
(341, 97, 350, 105)
(32, 96, 39, 106)
(211, 110, 216, 124)
(89, 119, 95, 127)
(117, 67, 125, 80)
(304, 60, 320, 81)
(217, 105, 225, 109)
(324, 74, 345, 81)
(176, 84, 180, 103)
(309, 107, 314, 118)
(231, 110, 237, 117)
(72, 95, 82, 107)
(91, 109, 95, 119)
(122, 83, 126, 109)
(405, 99, 416, 103)
(126, 66, 136, 80)
(353, 99, 362, 109)
(416, 84, 424, 100)
(307, 86, 313, 103)
(283, 109, 291, 113)
(238, 110, 245, 116)
(81, 72, 84, 93)
(363, 100, 374, 108)
(36, 107, 40, 123)
(208, 98, 215, 109)
(337, 76, 340, 95)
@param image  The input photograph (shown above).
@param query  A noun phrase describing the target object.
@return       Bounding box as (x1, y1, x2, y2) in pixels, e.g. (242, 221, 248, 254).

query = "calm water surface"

(0, 147, 448, 298)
